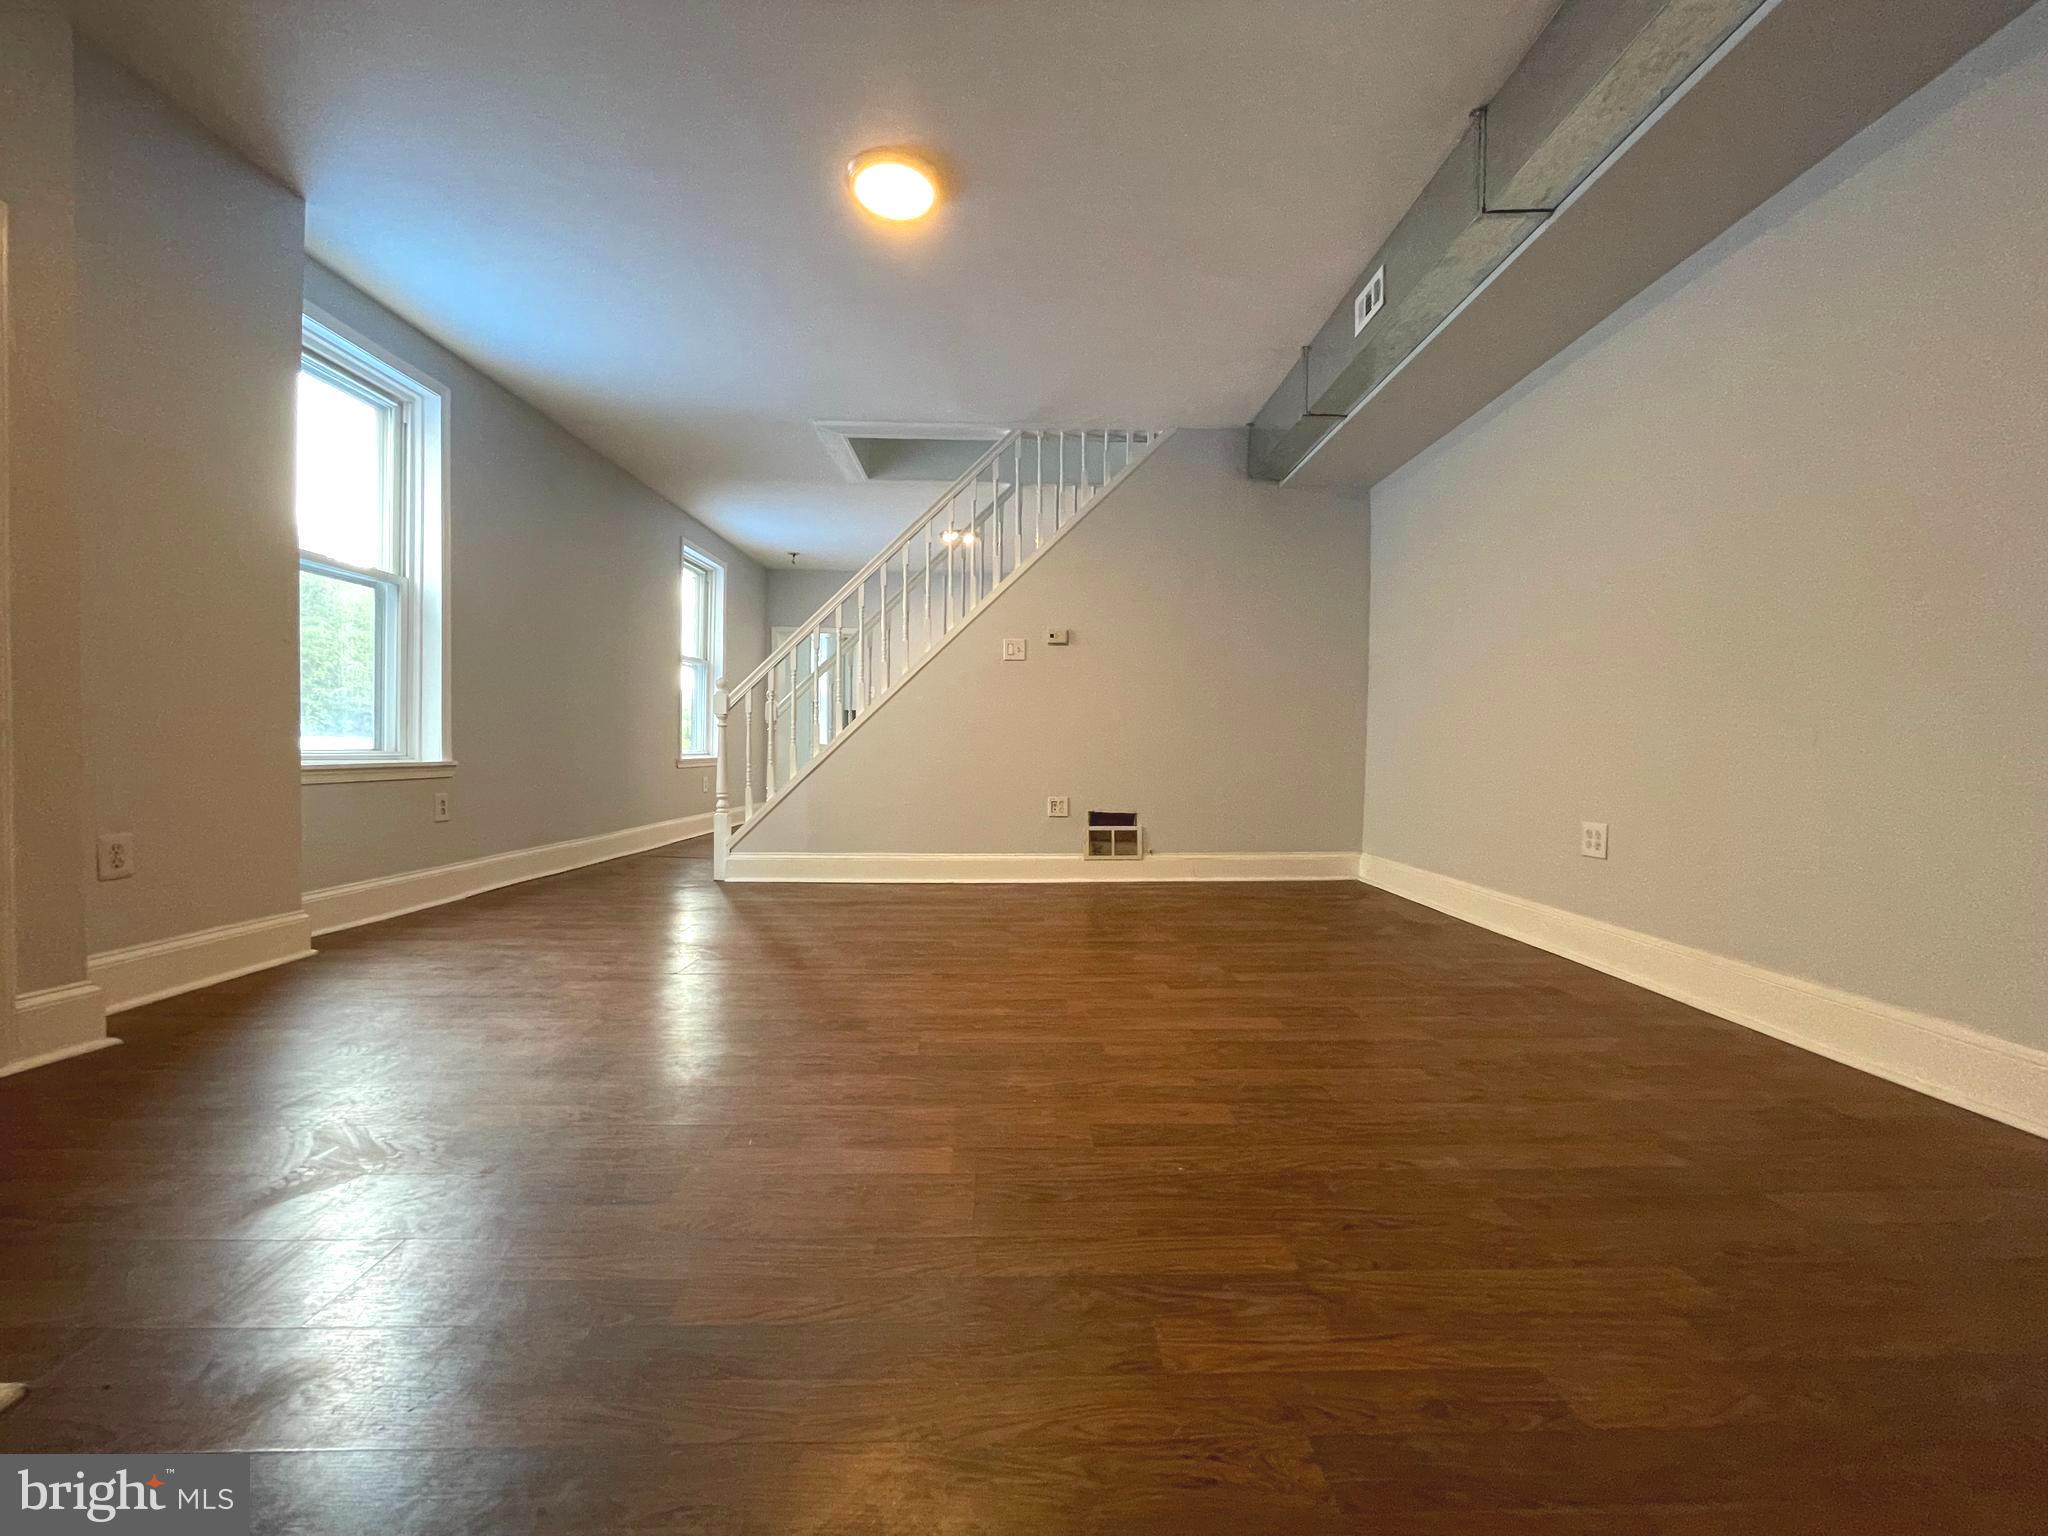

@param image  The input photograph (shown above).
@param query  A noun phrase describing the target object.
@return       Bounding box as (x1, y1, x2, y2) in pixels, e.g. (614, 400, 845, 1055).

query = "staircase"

(711, 427, 1170, 876)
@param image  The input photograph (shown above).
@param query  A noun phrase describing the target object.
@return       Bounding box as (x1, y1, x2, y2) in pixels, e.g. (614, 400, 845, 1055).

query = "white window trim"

(677, 543, 724, 766)
(298, 305, 453, 783)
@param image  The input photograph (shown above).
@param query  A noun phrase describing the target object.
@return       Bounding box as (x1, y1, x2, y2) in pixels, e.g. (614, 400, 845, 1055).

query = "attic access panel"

(814, 422, 1005, 483)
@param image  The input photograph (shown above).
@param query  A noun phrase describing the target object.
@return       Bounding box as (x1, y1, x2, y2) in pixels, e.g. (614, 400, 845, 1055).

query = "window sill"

(303, 760, 457, 785)
(676, 756, 718, 768)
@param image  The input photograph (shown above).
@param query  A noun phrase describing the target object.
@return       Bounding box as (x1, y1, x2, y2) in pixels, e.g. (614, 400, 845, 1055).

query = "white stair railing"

(711, 427, 1171, 874)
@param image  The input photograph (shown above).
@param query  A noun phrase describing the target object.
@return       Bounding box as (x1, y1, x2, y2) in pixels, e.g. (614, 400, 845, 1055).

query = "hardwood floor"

(3, 838, 2044, 1532)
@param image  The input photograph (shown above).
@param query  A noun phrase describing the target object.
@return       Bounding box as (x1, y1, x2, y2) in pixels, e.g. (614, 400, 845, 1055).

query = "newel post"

(711, 681, 731, 881)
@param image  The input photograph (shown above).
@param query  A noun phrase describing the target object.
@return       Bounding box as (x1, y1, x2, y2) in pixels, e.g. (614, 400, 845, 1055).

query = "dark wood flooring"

(2, 839, 2045, 1532)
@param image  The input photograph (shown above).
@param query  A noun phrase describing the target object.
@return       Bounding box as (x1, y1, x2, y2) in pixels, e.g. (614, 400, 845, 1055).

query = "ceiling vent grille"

(1352, 267, 1386, 337)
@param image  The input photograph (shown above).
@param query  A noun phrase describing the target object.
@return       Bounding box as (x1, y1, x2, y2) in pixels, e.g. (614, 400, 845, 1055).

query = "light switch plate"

(1002, 637, 1027, 661)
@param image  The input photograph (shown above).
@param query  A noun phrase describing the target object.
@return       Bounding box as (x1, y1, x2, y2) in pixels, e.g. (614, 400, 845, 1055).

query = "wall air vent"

(1352, 267, 1385, 337)
(1085, 810, 1143, 860)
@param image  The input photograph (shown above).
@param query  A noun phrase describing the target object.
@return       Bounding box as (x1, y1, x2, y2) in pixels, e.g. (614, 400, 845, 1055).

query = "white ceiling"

(67, 0, 1559, 568)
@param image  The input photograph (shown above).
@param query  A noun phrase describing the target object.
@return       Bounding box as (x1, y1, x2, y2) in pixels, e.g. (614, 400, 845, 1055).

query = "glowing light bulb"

(848, 152, 939, 221)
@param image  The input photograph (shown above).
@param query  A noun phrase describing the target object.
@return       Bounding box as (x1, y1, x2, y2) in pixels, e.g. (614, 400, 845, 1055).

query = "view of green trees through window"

(299, 568, 379, 751)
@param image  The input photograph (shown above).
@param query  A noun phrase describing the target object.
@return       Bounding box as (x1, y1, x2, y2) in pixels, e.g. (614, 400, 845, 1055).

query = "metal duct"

(1248, 0, 1767, 482)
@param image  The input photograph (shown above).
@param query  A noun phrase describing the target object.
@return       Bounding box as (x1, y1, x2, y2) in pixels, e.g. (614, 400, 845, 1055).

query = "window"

(296, 310, 449, 776)
(679, 546, 724, 761)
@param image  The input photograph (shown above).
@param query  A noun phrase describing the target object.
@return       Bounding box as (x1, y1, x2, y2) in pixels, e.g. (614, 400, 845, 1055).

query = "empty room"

(1, 0, 2045, 1529)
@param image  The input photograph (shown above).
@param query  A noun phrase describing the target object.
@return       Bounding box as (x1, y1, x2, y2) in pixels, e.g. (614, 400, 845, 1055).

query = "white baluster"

(712, 679, 731, 878)
(765, 666, 777, 799)
(1058, 430, 1067, 529)
(1035, 431, 1044, 552)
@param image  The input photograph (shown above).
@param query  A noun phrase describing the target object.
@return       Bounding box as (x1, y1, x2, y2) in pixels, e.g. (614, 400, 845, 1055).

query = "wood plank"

(0, 838, 2043, 1530)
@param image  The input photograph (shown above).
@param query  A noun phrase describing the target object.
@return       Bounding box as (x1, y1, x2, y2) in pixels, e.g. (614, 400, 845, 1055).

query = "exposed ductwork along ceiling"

(1250, 0, 2042, 487)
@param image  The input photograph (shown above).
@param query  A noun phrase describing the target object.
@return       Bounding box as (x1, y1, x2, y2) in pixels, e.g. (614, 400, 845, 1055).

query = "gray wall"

(1, 0, 89, 996)
(75, 47, 307, 954)
(300, 266, 769, 892)
(49, 37, 774, 946)
(1364, 8, 2048, 1051)
(743, 429, 1368, 857)
(768, 566, 859, 634)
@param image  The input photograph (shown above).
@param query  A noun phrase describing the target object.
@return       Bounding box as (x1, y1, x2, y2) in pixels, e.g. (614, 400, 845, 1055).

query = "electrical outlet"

(1581, 821, 1609, 860)
(433, 791, 452, 824)
(1002, 637, 1027, 662)
(95, 832, 137, 881)
(1047, 796, 1071, 819)
(702, 771, 712, 793)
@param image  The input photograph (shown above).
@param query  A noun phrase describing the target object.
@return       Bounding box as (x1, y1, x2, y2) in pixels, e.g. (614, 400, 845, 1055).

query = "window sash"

(680, 658, 712, 758)
(296, 353, 408, 573)
(679, 549, 722, 760)
(299, 558, 406, 758)
(295, 350, 413, 758)
(296, 315, 442, 766)
(680, 561, 711, 664)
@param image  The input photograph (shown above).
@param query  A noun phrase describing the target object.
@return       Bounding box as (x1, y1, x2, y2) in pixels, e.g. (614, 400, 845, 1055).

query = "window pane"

(300, 568, 380, 752)
(296, 363, 393, 568)
(680, 659, 710, 757)
(680, 563, 707, 661)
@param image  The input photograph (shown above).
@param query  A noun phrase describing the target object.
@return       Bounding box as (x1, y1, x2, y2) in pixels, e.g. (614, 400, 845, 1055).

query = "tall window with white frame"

(295, 312, 449, 774)
(679, 546, 723, 763)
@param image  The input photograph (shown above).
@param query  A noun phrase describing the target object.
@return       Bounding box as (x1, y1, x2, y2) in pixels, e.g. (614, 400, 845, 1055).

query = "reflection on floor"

(3, 838, 2045, 1532)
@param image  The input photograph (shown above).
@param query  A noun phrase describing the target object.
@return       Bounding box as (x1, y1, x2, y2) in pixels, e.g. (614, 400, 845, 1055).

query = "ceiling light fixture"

(848, 150, 939, 222)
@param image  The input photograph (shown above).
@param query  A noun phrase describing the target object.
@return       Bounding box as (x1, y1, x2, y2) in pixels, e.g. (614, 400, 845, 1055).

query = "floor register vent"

(1086, 811, 1143, 861)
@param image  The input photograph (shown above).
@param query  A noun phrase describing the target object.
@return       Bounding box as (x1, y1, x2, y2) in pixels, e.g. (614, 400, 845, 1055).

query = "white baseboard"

(1360, 854, 2048, 1140)
(4, 982, 117, 1077)
(723, 851, 1359, 884)
(88, 911, 314, 1015)
(304, 812, 712, 935)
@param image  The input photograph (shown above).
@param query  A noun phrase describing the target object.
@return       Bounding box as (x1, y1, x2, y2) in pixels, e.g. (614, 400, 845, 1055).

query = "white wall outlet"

(433, 791, 452, 824)
(1581, 821, 1609, 859)
(1002, 637, 1027, 662)
(702, 770, 712, 792)
(1047, 796, 1071, 818)
(1045, 628, 1071, 647)
(96, 832, 137, 881)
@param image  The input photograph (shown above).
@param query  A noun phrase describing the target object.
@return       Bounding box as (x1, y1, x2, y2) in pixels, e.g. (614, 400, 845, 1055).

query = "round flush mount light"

(848, 150, 939, 221)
